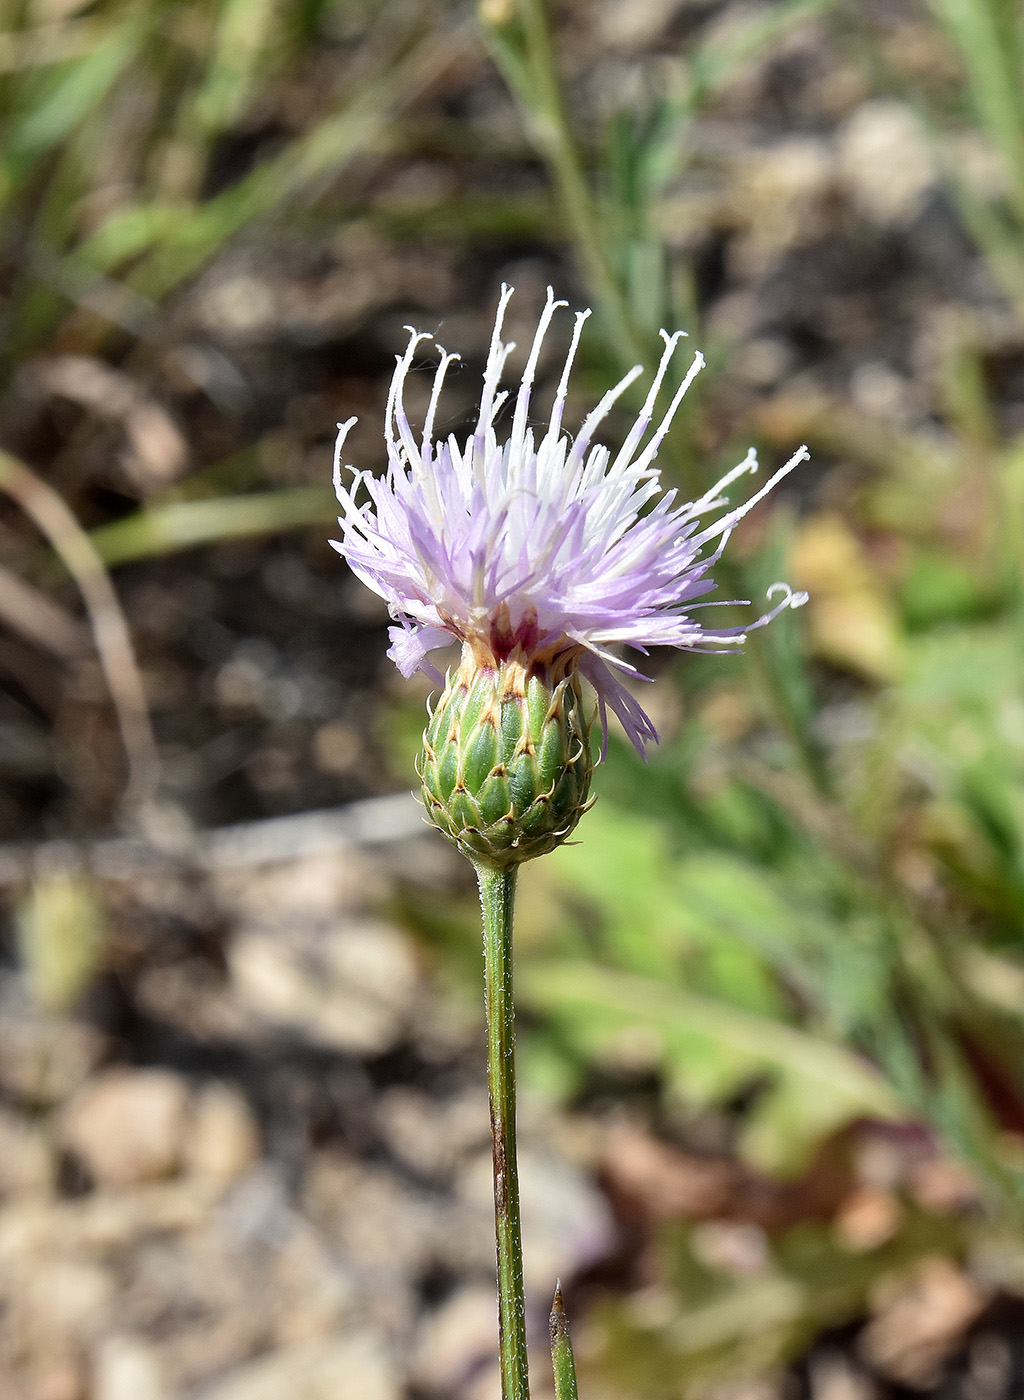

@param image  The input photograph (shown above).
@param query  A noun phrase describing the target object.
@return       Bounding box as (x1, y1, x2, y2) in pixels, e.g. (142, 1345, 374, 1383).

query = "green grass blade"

(88, 487, 337, 566)
(2, 14, 145, 185)
(75, 21, 452, 295)
(189, 0, 281, 136)
(928, 0, 1024, 221)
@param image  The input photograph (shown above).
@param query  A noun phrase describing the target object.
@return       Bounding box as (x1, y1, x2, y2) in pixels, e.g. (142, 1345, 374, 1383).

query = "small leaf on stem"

(549, 1281, 579, 1400)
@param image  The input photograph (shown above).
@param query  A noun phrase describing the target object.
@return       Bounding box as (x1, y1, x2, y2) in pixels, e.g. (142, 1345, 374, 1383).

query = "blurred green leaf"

(1, 14, 147, 191)
(519, 960, 899, 1174)
(927, 0, 1024, 222)
(16, 872, 107, 1012)
(88, 487, 336, 564)
(901, 552, 995, 629)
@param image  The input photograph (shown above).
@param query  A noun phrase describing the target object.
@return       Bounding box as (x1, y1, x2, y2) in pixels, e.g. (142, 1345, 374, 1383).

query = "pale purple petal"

(577, 652, 658, 759)
(387, 623, 452, 684)
(331, 285, 808, 755)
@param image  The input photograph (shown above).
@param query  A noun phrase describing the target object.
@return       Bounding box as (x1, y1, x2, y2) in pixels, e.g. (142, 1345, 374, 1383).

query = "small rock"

(59, 1069, 190, 1187)
(691, 1220, 770, 1278)
(459, 1145, 613, 1290)
(697, 1380, 788, 1400)
(17, 1257, 116, 1342)
(733, 138, 834, 264)
(838, 100, 937, 227)
(197, 1334, 399, 1400)
(860, 1257, 986, 1387)
(312, 722, 361, 776)
(411, 1286, 497, 1395)
(184, 1084, 260, 1185)
(269, 1228, 357, 1348)
(466, 1361, 502, 1400)
(595, 0, 683, 46)
(214, 850, 382, 923)
(0, 1106, 53, 1198)
(378, 1087, 489, 1181)
(199, 274, 277, 338)
(92, 1335, 172, 1400)
(217, 1162, 296, 1258)
(807, 1350, 875, 1400)
(601, 1119, 738, 1220)
(304, 1152, 435, 1280)
(30, 1356, 88, 1400)
(833, 1186, 902, 1253)
(229, 918, 418, 1055)
(0, 975, 107, 1104)
(909, 1157, 981, 1214)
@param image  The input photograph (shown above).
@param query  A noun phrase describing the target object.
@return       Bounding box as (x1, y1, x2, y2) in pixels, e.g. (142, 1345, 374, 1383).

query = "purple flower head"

(331, 285, 808, 756)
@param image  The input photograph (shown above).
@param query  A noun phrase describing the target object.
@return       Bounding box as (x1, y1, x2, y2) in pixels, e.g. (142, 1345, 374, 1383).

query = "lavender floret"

(332, 285, 808, 755)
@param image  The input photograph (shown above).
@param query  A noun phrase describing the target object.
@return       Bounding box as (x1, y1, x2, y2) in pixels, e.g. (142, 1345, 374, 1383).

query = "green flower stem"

(476, 860, 531, 1400)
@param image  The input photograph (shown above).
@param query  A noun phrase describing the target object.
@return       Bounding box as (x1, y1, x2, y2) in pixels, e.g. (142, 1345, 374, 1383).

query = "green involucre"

(418, 657, 595, 868)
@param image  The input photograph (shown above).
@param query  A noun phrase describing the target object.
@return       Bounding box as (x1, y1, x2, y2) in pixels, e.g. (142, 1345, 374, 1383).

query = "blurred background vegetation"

(2, 0, 1024, 1396)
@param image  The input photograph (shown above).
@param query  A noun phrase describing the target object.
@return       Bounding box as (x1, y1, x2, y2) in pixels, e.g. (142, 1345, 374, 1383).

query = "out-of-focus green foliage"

(87, 485, 336, 564)
(0, 0, 445, 364)
(911, 0, 1024, 316)
(580, 1204, 986, 1399)
(16, 871, 107, 1012)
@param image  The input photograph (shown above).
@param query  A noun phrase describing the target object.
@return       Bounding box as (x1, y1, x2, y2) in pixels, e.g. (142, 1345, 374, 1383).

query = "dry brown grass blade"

(0, 449, 159, 810)
(0, 559, 90, 660)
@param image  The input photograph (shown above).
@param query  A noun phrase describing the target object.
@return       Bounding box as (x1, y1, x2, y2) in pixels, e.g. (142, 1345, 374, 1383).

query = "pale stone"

(229, 918, 417, 1054)
(860, 1257, 986, 1387)
(0, 978, 107, 1104)
(838, 100, 937, 226)
(691, 1220, 771, 1277)
(466, 1361, 503, 1400)
(0, 1106, 53, 1197)
(270, 1237, 358, 1348)
(197, 1335, 399, 1400)
(0, 1182, 213, 1267)
(732, 138, 834, 265)
(19, 1257, 116, 1341)
(214, 849, 382, 922)
(807, 1351, 875, 1400)
(200, 275, 276, 337)
(377, 1087, 490, 1181)
(28, 1356, 87, 1400)
(92, 1334, 172, 1400)
(833, 1185, 902, 1252)
(184, 1083, 260, 1185)
(411, 1286, 497, 1394)
(59, 1069, 190, 1187)
(459, 1145, 613, 1290)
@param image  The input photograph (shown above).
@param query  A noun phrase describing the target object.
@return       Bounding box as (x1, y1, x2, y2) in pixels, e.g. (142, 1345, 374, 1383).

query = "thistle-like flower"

(332, 285, 807, 863)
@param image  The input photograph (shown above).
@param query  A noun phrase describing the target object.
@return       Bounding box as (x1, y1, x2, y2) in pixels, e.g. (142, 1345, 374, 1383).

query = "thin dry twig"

(0, 559, 90, 660)
(0, 448, 160, 809)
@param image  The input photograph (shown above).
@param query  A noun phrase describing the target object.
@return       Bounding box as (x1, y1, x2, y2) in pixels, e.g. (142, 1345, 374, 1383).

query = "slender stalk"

(0, 448, 160, 810)
(476, 860, 531, 1400)
(519, 0, 640, 363)
(483, 0, 645, 368)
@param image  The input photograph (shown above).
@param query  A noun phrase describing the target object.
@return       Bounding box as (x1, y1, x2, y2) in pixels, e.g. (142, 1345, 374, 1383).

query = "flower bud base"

(418, 647, 595, 869)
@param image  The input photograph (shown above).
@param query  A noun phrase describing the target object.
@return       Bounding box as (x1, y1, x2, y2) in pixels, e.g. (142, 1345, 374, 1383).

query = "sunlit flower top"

(331, 285, 808, 755)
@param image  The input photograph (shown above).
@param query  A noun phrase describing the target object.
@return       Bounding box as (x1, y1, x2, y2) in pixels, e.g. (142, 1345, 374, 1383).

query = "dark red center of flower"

(489, 603, 540, 662)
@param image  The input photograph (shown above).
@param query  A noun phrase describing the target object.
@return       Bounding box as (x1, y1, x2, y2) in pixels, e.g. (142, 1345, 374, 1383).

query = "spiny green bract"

(418, 656, 595, 869)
